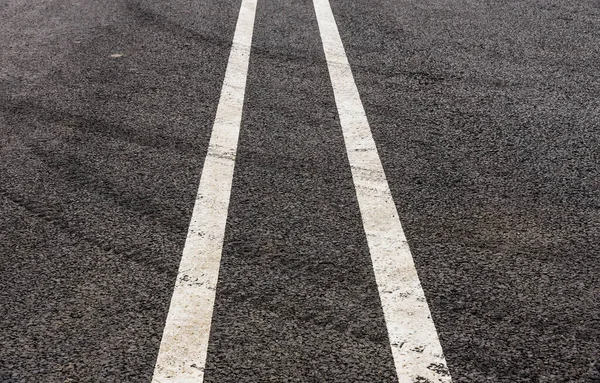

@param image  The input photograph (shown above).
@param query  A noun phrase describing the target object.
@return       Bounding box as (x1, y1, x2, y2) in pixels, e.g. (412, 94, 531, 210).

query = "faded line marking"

(151, 0, 257, 381)
(312, 0, 452, 382)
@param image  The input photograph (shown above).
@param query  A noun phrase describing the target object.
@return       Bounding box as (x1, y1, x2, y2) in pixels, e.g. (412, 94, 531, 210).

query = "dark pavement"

(1, 0, 599, 382)
(1, 0, 238, 380)
(331, 0, 600, 381)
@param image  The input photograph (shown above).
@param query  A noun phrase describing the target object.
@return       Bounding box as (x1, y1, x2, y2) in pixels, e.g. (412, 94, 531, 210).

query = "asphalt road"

(1, 0, 599, 382)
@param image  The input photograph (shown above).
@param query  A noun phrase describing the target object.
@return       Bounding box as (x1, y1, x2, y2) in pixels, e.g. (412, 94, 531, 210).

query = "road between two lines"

(153, 0, 451, 382)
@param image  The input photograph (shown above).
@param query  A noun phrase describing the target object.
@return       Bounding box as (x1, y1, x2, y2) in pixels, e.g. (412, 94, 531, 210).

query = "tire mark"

(0, 185, 171, 275)
(0, 98, 197, 154)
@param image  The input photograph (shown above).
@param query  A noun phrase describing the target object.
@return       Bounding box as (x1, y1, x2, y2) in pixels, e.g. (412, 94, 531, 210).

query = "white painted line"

(312, 0, 453, 382)
(152, 0, 257, 381)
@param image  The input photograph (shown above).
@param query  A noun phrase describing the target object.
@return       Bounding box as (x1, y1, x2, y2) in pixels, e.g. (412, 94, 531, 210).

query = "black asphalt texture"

(1, 0, 239, 381)
(1, 0, 599, 382)
(331, 0, 600, 381)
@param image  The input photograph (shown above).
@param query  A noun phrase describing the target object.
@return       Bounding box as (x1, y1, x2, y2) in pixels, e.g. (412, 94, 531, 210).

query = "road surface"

(1, 0, 599, 382)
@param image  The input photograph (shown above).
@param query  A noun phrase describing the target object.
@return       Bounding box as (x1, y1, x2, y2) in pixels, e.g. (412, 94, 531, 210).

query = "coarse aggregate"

(1, 0, 599, 382)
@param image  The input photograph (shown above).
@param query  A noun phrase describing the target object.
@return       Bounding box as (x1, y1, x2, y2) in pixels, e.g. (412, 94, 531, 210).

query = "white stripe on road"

(313, 0, 453, 381)
(152, 0, 257, 381)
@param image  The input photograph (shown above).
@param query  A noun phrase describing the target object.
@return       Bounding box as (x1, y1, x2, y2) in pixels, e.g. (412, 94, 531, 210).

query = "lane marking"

(152, 0, 257, 381)
(312, 0, 453, 381)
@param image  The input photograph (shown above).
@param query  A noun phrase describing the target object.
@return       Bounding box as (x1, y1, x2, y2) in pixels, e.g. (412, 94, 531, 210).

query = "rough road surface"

(1, 0, 599, 382)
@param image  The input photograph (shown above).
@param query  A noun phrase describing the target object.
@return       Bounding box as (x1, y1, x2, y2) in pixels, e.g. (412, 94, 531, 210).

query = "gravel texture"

(1, 0, 599, 382)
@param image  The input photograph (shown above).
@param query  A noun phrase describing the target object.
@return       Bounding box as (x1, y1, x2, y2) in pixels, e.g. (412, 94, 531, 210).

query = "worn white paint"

(151, 0, 257, 381)
(313, 0, 452, 381)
